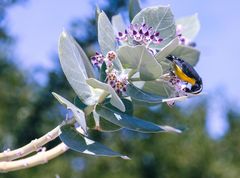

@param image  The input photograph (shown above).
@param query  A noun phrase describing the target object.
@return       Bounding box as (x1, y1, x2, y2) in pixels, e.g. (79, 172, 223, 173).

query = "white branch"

(0, 126, 61, 161)
(0, 143, 69, 173)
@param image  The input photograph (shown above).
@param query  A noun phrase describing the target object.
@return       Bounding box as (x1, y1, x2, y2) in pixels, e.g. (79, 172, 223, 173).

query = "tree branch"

(0, 143, 69, 173)
(0, 126, 61, 161)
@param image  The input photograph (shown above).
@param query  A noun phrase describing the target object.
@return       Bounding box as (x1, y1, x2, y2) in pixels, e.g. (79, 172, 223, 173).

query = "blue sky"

(5, 0, 240, 138)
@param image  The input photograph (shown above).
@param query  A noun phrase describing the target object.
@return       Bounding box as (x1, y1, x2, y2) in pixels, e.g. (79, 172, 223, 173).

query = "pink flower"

(117, 23, 163, 46)
(176, 25, 190, 45)
(90, 52, 105, 68)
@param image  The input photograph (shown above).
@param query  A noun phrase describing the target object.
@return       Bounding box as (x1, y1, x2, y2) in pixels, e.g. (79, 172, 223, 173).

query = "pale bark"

(0, 126, 61, 161)
(0, 143, 68, 173)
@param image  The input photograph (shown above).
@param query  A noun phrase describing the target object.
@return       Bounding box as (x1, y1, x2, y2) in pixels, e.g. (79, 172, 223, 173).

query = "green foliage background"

(1, 1, 240, 178)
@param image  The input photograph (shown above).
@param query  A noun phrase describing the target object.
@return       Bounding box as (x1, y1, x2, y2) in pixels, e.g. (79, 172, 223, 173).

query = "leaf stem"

(98, 91, 109, 103)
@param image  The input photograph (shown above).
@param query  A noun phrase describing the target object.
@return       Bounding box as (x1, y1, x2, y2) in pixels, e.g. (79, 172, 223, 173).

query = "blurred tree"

(0, 0, 130, 177)
(0, 0, 31, 148)
(1, 0, 240, 178)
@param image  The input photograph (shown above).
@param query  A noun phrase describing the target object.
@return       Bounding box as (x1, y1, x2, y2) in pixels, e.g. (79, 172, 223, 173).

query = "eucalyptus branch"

(0, 126, 61, 161)
(0, 143, 68, 173)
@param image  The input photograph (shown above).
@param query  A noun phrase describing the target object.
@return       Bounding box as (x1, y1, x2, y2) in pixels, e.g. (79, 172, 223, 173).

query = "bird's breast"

(174, 64, 196, 85)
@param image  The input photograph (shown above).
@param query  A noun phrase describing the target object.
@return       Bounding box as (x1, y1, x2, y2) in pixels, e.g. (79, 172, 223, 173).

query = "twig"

(0, 143, 69, 173)
(0, 126, 61, 161)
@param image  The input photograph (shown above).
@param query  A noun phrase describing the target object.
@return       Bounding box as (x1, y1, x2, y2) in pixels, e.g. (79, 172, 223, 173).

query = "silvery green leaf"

(129, 0, 141, 21)
(155, 38, 179, 73)
(155, 37, 179, 62)
(60, 125, 129, 159)
(142, 80, 174, 97)
(162, 93, 203, 103)
(132, 5, 176, 49)
(171, 45, 200, 66)
(127, 83, 163, 103)
(95, 5, 101, 23)
(87, 110, 122, 133)
(103, 98, 133, 115)
(86, 78, 126, 112)
(162, 96, 188, 103)
(98, 12, 115, 55)
(131, 80, 144, 89)
(89, 98, 133, 133)
(58, 31, 97, 105)
(73, 40, 95, 78)
(155, 38, 200, 71)
(176, 13, 200, 40)
(158, 60, 172, 74)
(100, 62, 107, 82)
(98, 12, 123, 71)
(96, 104, 181, 133)
(91, 113, 122, 132)
(112, 14, 126, 34)
(52, 92, 87, 136)
(117, 45, 162, 80)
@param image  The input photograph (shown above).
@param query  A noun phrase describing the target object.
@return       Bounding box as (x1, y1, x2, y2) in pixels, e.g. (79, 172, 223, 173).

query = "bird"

(166, 55, 203, 94)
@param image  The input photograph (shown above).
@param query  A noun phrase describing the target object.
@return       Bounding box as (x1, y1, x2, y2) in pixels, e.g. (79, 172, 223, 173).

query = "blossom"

(107, 70, 117, 87)
(91, 50, 128, 95)
(117, 23, 163, 46)
(115, 72, 128, 95)
(90, 52, 105, 68)
(176, 25, 190, 46)
(107, 69, 128, 95)
(106, 51, 117, 61)
(161, 72, 191, 106)
(117, 30, 128, 42)
(90, 51, 117, 69)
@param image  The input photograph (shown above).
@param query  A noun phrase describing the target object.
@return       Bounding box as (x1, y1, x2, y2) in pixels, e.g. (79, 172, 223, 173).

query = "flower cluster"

(90, 51, 117, 69)
(162, 72, 190, 106)
(107, 69, 128, 95)
(176, 24, 193, 46)
(117, 23, 163, 45)
(91, 51, 128, 95)
(176, 25, 188, 45)
(90, 52, 105, 68)
(168, 75, 190, 94)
